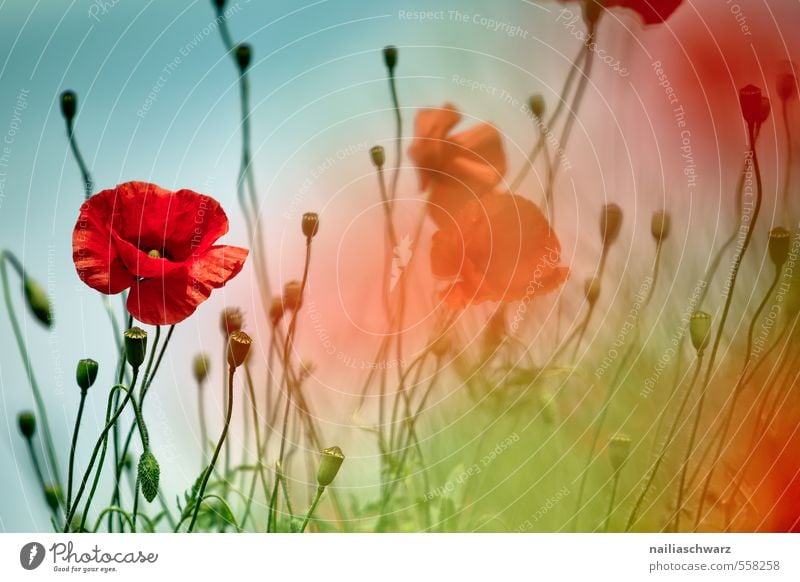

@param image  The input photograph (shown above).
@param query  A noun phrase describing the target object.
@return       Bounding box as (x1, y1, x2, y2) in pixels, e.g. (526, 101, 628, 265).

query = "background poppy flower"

(430, 193, 568, 309)
(559, 0, 682, 25)
(409, 103, 507, 227)
(72, 181, 248, 325)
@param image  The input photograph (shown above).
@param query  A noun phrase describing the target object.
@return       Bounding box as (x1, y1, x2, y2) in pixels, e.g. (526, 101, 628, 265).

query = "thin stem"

(1, 252, 63, 493)
(300, 486, 326, 533)
(602, 470, 622, 533)
(189, 365, 236, 532)
(66, 390, 88, 511)
(781, 97, 793, 218)
(24, 438, 56, 517)
(66, 381, 133, 531)
(692, 126, 763, 530)
(241, 364, 270, 530)
(387, 68, 402, 201)
(197, 380, 209, 466)
(65, 119, 93, 200)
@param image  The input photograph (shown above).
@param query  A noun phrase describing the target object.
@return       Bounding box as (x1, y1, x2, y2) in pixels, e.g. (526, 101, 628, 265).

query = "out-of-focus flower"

(559, 0, 683, 25)
(430, 193, 568, 309)
(409, 103, 506, 227)
(72, 182, 248, 325)
(220, 307, 244, 336)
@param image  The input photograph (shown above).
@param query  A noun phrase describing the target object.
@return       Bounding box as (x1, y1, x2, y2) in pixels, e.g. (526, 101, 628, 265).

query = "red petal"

(113, 231, 182, 279)
(189, 245, 249, 288)
(72, 191, 136, 295)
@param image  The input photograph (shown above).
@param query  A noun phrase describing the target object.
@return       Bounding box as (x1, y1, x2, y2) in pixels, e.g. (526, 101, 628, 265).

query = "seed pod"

(220, 307, 244, 336)
(739, 84, 763, 126)
(282, 280, 303, 312)
(528, 94, 545, 120)
(608, 434, 631, 472)
(235, 44, 252, 72)
(756, 96, 771, 125)
(76, 359, 99, 392)
(370, 145, 385, 168)
(382, 46, 398, 71)
(227, 330, 252, 369)
(600, 203, 623, 247)
(138, 450, 160, 503)
(44, 483, 62, 512)
(768, 227, 791, 268)
(317, 445, 345, 487)
(302, 212, 320, 240)
(651, 210, 671, 244)
(584, 277, 601, 305)
(17, 411, 35, 439)
(777, 71, 797, 101)
(60, 90, 77, 122)
(269, 297, 284, 327)
(192, 353, 211, 384)
(124, 327, 148, 369)
(690, 311, 712, 353)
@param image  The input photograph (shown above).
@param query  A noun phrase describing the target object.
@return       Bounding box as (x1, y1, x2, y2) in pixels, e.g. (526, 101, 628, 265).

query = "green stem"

(189, 365, 235, 532)
(66, 389, 88, 511)
(602, 470, 621, 533)
(300, 486, 326, 533)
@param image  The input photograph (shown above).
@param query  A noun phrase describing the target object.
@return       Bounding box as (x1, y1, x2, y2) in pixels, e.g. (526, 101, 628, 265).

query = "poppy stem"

(66, 389, 88, 513)
(602, 468, 622, 533)
(197, 377, 209, 467)
(387, 67, 403, 202)
(64, 117, 93, 200)
(0, 251, 63, 497)
(692, 123, 763, 530)
(781, 97, 793, 219)
(299, 486, 326, 533)
(240, 363, 270, 530)
(66, 382, 132, 532)
(625, 352, 704, 531)
(189, 365, 236, 533)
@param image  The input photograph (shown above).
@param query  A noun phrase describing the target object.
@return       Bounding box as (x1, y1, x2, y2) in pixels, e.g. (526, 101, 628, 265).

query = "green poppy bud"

(651, 210, 671, 244)
(23, 277, 52, 327)
(768, 227, 791, 268)
(60, 90, 77, 123)
(608, 434, 631, 472)
(193, 353, 211, 385)
(528, 94, 545, 120)
(302, 212, 320, 240)
(44, 483, 62, 512)
(690, 311, 712, 354)
(584, 277, 601, 305)
(124, 327, 148, 369)
(316, 445, 345, 487)
(17, 411, 36, 439)
(370, 145, 385, 168)
(382, 45, 398, 71)
(76, 358, 99, 392)
(600, 203, 623, 248)
(138, 450, 160, 503)
(235, 44, 252, 72)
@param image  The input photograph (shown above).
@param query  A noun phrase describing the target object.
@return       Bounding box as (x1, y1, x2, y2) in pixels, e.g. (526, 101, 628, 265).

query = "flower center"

(147, 249, 162, 259)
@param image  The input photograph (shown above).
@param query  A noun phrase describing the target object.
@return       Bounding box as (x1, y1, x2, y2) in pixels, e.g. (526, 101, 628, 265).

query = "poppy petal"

(126, 267, 211, 326)
(190, 245, 249, 289)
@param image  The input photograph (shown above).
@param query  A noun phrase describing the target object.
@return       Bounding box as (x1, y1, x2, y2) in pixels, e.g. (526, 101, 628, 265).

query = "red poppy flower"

(559, 0, 682, 25)
(431, 193, 568, 309)
(409, 103, 507, 227)
(72, 181, 248, 325)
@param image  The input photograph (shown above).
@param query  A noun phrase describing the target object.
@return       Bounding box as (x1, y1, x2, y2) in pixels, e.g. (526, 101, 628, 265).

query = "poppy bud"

(651, 210, 671, 243)
(528, 94, 545, 120)
(690, 311, 712, 353)
(302, 212, 320, 240)
(600, 203, 623, 247)
(193, 353, 210, 384)
(23, 277, 52, 328)
(123, 453, 133, 472)
(584, 277, 601, 305)
(269, 296, 284, 326)
(608, 434, 631, 472)
(76, 358, 99, 392)
(382, 45, 398, 71)
(227, 330, 252, 369)
(768, 227, 791, 268)
(124, 327, 148, 369)
(283, 280, 303, 312)
(44, 483, 62, 512)
(739, 84, 763, 126)
(431, 332, 451, 358)
(539, 391, 555, 425)
(138, 450, 160, 503)
(60, 90, 77, 123)
(370, 145, 385, 168)
(17, 411, 35, 439)
(316, 445, 345, 487)
(777, 71, 797, 101)
(220, 306, 243, 336)
(235, 43, 252, 72)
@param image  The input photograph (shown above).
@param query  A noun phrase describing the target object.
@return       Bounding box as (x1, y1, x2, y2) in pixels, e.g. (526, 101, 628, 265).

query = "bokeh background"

(1, 0, 799, 531)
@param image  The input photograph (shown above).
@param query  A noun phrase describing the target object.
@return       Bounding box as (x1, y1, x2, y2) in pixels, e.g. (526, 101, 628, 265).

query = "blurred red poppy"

(430, 193, 568, 309)
(73, 181, 248, 325)
(560, 0, 682, 25)
(409, 103, 507, 227)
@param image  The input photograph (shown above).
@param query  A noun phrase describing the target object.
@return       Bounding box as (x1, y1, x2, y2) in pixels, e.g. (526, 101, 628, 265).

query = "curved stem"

(300, 486, 325, 533)
(66, 390, 88, 511)
(602, 470, 622, 532)
(189, 365, 235, 532)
